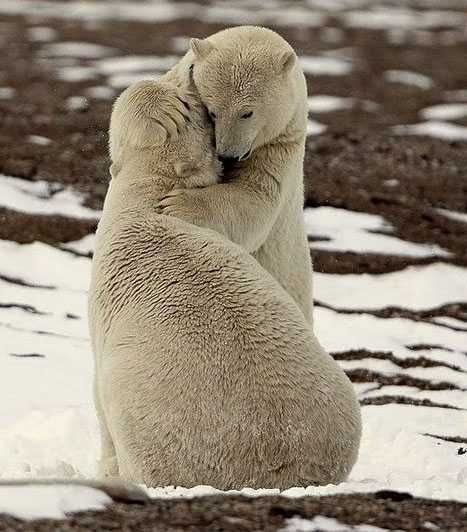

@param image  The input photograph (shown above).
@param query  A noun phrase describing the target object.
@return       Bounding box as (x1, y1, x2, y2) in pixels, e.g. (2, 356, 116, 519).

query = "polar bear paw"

(156, 188, 207, 225)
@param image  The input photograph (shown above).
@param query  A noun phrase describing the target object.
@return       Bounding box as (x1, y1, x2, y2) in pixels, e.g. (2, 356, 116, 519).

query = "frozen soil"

(1, 492, 467, 532)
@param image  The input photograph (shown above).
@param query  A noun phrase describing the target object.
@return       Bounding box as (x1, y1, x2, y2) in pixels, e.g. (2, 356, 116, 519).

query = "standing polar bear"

(89, 79, 361, 489)
(159, 26, 314, 324)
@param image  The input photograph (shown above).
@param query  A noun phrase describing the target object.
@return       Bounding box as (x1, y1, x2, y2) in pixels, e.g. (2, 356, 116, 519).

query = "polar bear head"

(189, 26, 300, 161)
(109, 79, 220, 189)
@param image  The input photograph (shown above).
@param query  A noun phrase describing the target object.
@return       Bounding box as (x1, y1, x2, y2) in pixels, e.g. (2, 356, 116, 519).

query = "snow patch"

(300, 56, 352, 76)
(85, 85, 115, 100)
(344, 9, 467, 30)
(315, 306, 467, 357)
(58, 66, 98, 82)
(27, 135, 51, 146)
(61, 234, 96, 255)
(108, 73, 158, 89)
(95, 55, 179, 75)
(436, 208, 467, 224)
(305, 207, 449, 257)
(314, 262, 467, 311)
(306, 120, 327, 136)
(0, 484, 110, 520)
(420, 103, 467, 121)
(0, 87, 15, 99)
(0, 175, 100, 219)
(281, 516, 399, 532)
(39, 41, 117, 58)
(66, 96, 89, 112)
(202, 6, 326, 27)
(0, 240, 91, 290)
(384, 70, 433, 90)
(392, 121, 467, 141)
(308, 95, 354, 113)
(27, 26, 58, 42)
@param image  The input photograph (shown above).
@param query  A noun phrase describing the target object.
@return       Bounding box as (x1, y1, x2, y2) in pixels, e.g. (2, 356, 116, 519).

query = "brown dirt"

(1, 492, 467, 531)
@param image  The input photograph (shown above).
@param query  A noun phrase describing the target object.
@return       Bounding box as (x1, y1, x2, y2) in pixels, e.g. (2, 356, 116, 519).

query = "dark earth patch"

(1, 492, 467, 532)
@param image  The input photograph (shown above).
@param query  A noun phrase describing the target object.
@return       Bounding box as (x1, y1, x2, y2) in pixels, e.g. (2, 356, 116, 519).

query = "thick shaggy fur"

(89, 80, 361, 489)
(160, 26, 315, 325)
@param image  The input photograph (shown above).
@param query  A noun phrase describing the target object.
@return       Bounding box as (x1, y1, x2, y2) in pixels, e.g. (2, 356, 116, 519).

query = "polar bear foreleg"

(156, 180, 280, 253)
(95, 382, 119, 479)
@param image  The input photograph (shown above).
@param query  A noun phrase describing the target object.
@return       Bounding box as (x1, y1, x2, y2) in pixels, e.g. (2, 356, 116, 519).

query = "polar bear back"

(90, 207, 361, 489)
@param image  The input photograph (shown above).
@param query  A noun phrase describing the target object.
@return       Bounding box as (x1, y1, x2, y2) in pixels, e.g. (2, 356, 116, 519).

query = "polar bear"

(158, 26, 314, 325)
(89, 79, 361, 489)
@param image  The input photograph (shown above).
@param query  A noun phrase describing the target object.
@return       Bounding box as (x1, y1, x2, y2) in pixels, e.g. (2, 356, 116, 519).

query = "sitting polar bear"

(89, 79, 361, 489)
(160, 26, 315, 325)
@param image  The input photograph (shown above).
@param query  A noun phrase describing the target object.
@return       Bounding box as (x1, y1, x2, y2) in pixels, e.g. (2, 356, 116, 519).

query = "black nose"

(218, 155, 239, 165)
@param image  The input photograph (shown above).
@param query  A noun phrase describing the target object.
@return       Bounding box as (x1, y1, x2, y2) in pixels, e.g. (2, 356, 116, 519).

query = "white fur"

(161, 26, 314, 325)
(89, 80, 361, 489)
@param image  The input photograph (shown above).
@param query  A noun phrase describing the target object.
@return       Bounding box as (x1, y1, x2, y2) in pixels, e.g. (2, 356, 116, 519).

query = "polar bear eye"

(241, 111, 253, 119)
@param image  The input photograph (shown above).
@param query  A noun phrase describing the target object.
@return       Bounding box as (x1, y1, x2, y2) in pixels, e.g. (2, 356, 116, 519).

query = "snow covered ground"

(0, 175, 465, 505)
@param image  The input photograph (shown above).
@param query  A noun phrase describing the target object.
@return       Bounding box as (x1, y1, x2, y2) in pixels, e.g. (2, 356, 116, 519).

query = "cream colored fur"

(89, 80, 361, 489)
(159, 26, 314, 325)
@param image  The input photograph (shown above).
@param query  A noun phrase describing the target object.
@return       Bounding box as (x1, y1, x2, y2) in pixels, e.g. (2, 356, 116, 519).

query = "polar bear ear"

(190, 38, 215, 60)
(121, 113, 169, 149)
(279, 50, 296, 75)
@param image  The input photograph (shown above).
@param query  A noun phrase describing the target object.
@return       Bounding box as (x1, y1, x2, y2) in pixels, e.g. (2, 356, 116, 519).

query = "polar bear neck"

(105, 159, 179, 218)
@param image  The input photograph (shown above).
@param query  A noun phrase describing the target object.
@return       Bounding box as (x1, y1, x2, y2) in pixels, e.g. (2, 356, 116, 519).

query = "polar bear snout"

(218, 154, 240, 165)
(218, 149, 251, 165)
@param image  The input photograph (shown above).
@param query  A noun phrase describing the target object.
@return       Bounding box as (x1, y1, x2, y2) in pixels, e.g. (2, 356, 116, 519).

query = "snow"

(0, 175, 100, 219)
(0, 484, 111, 520)
(202, 6, 326, 27)
(308, 96, 379, 113)
(66, 95, 89, 111)
(432, 316, 467, 330)
(58, 66, 99, 82)
(0, 240, 91, 290)
(109, 73, 158, 89)
(420, 103, 467, 121)
(314, 263, 467, 311)
(343, 9, 467, 30)
(95, 55, 179, 74)
(0, 87, 15, 99)
(320, 27, 345, 44)
(305, 207, 449, 257)
(85, 85, 115, 100)
(27, 135, 51, 145)
(307, 120, 327, 136)
(0, 188, 465, 505)
(50, 54, 179, 89)
(39, 41, 117, 58)
(281, 516, 399, 532)
(384, 70, 433, 90)
(0, 0, 327, 27)
(338, 358, 467, 389)
(392, 121, 467, 141)
(315, 307, 467, 360)
(300, 56, 352, 76)
(436, 208, 467, 224)
(308, 95, 354, 113)
(61, 234, 96, 255)
(27, 26, 58, 42)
